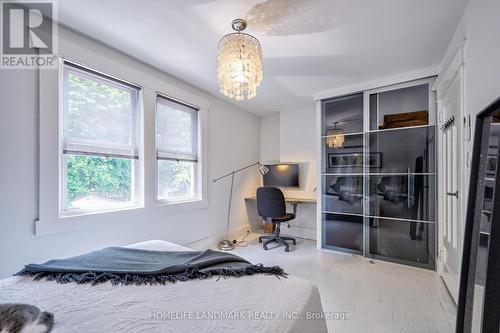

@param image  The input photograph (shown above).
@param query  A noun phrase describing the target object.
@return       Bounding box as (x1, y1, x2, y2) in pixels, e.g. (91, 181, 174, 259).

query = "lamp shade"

(258, 164, 269, 176)
(217, 19, 263, 101)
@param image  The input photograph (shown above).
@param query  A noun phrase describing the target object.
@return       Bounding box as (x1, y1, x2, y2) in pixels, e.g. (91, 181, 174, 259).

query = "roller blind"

(62, 60, 140, 159)
(156, 95, 199, 163)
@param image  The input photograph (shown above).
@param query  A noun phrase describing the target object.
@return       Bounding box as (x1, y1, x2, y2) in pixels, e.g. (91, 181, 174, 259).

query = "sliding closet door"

(321, 93, 364, 254)
(365, 80, 437, 269)
(319, 78, 437, 269)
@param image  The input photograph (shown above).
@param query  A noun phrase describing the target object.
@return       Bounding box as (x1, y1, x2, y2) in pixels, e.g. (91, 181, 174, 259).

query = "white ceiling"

(58, 0, 468, 115)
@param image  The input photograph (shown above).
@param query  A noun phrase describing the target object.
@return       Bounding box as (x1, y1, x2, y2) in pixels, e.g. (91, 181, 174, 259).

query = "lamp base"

(217, 239, 235, 251)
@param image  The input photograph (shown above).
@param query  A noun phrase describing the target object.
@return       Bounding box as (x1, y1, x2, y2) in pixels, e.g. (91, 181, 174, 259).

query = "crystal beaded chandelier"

(217, 19, 263, 101)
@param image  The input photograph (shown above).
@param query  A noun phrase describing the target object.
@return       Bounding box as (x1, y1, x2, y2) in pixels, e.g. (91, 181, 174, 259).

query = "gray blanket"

(15, 247, 286, 285)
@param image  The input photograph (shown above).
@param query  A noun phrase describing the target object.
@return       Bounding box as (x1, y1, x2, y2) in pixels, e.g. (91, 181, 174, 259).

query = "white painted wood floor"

(229, 234, 456, 333)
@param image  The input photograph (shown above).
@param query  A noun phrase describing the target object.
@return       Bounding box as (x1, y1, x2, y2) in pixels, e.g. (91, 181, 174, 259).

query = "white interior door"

(436, 56, 464, 303)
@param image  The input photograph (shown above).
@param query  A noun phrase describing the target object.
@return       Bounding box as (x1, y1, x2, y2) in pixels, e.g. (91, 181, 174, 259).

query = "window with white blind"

(61, 61, 141, 212)
(156, 95, 199, 202)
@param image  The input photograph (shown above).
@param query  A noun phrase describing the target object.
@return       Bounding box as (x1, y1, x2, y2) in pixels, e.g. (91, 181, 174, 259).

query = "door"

(436, 49, 465, 303)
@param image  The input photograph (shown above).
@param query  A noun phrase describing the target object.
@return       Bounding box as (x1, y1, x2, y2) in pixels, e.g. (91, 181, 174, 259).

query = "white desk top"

(245, 197, 316, 204)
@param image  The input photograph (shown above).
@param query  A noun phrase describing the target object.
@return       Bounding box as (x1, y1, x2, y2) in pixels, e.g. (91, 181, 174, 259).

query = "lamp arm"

(212, 162, 261, 183)
(213, 161, 263, 249)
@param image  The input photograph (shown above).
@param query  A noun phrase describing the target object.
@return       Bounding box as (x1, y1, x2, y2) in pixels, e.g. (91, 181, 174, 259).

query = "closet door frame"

(316, 75, 438, 270)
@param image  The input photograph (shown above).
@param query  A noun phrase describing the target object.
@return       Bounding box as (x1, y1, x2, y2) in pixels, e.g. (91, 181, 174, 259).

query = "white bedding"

(0, 240, 328, 333)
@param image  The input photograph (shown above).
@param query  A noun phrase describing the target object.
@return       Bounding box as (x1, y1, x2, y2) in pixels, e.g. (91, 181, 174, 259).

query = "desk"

(245, 197, 316, 203)
(244, 197, 317, 238)
(244, 197, 316, 215)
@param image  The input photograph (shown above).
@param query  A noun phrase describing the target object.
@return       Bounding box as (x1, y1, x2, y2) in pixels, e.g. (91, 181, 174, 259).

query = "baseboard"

(227, 223, 252, 240)
(185, 224, 252, 250)
(186, 224, 316, 249)
(281, 226, 316, 240)
(185, 235, 218, 250)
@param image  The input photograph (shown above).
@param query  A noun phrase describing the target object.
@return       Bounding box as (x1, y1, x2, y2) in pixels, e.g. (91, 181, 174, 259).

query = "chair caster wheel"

(285, 248, 289, 252)
(259, 238, 262, 243)
(263, 245, 268, 250)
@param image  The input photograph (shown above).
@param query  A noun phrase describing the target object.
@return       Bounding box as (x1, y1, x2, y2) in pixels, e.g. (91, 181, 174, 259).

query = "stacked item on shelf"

(378, 110, 428, 129)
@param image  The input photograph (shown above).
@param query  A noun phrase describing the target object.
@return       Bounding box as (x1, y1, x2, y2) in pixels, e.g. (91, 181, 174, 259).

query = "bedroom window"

(156, 95, 199, 203)
(61, 61, 141, 213)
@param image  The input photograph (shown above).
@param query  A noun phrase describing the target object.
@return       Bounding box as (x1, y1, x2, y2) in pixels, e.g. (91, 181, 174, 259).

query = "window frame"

(59, 60, 143, 216)
(155, 94, 201, 204)
(37, 53, 209, 236)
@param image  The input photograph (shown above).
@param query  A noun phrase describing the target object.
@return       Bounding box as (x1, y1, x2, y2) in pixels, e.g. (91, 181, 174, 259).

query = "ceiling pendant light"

(217, 19, 263, 101)
(326, 122, 345, 149)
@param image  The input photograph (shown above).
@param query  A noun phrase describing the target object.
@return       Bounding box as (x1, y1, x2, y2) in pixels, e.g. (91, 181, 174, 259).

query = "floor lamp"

(212, 162, 269, 251)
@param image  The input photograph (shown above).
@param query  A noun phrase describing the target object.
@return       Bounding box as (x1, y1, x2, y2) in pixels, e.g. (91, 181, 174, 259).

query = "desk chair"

(256, 186, 296, 252)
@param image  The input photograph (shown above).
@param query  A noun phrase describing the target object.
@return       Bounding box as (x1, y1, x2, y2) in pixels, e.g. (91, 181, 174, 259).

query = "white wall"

(259, 103, 317, 239)
(459, 0, 500, 119)
(279, 105, 318, 197)
(440, 0, 500, 210)
(444, 0, 500, 135)
(259, 113, 280, 163)
(0, 27, 260, 278)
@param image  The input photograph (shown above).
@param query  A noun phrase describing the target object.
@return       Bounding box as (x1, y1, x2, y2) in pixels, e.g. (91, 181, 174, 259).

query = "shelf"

(321, 131, 364, 138)
(368, 124, 435, 133)
(322, 211, 364, 217)
(367, 172, 436, 176)
(321, 212, 436, 224)
(321, 125, 437, 136)
(322, 172, 436, 175)
(321, 173, 364, 176)
(367, 215, 435, 224)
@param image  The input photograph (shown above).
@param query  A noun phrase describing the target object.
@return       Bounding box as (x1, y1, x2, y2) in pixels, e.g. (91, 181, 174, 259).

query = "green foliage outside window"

(158, 160, 193, 198)
(66, 156, 131, 202)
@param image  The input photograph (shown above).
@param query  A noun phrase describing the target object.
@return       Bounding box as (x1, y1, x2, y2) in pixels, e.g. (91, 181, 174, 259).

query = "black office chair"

(256, 186, 296, 252)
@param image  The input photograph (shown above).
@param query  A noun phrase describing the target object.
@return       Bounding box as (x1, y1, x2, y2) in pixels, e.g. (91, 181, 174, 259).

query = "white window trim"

(155, 94, 201, 204)
(59, 60, 143, 217)
(37, 54, 209, 236)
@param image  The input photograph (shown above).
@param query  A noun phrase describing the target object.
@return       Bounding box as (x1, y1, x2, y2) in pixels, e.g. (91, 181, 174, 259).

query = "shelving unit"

(318, 78, 437, 269)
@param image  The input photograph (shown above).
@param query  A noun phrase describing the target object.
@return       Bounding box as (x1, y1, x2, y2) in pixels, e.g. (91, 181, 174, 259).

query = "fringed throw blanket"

(15, 247, 286, 286)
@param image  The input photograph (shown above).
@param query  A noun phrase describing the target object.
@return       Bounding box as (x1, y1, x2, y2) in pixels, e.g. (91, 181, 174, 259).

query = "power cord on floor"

(232, 230, 251, 247)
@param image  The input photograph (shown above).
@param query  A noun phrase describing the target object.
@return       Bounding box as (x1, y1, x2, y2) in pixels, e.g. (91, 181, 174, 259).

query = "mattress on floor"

(0, 240, 328, 333)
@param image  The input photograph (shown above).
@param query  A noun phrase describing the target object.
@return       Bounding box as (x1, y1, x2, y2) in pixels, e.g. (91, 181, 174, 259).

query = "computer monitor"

(263, 164, 300, 188)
